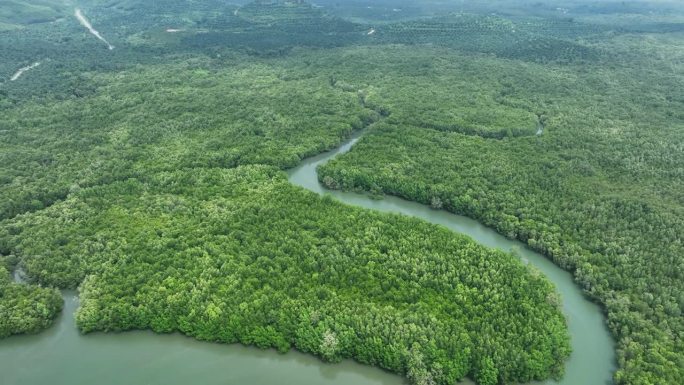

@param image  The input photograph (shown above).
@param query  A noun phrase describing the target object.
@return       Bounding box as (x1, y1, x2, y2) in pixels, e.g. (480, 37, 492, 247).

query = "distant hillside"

(0, 0, 68, 30)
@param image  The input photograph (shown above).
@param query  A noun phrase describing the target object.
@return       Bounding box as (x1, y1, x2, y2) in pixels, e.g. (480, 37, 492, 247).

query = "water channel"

(0, 130, 615, 385)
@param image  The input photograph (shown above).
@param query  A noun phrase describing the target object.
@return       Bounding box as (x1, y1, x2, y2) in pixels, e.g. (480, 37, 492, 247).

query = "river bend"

(287, 130, 616, 385)
(0, 130, 615, 385)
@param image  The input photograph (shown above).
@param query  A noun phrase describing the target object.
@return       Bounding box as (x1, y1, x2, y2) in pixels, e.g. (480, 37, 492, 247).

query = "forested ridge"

(0, 0, 682, 384)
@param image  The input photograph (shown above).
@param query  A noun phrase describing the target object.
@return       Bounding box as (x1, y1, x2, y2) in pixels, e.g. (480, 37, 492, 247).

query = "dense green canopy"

(319, 41, 684, 385)
(0, 261, 63, 338)
(4, 166, 570, 384)
(1, 1, 682, 384)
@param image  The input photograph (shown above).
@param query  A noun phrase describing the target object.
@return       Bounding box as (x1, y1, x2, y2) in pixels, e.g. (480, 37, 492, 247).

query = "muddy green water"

(288, 131, 616, 385)
(0, 131, 615, 385)
(0, 290, 403, 385)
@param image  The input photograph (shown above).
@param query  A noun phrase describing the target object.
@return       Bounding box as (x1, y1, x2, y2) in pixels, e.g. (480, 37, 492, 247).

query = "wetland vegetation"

(1, 1, 682, 384)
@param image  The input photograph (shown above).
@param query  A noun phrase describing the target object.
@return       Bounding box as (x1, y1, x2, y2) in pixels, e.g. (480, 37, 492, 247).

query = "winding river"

(0, 130, 615, 385)
(289, 130, 616, 385)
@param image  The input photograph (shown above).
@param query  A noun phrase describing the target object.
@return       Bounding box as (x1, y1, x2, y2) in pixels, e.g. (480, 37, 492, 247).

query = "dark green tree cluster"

(2, 166, 570, 384)
(0, 264, 63, 338)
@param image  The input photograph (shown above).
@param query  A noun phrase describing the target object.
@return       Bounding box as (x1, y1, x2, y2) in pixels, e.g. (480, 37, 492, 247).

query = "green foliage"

(318, 37, 684, 385)
(0, 57, 374, 220)
(0, 266, 63, 338)
(2, 1, 683, 383)
(4, 166, 570, 384)
(373, 14, 605, 64)
(0, 254, 17, 271)
(0, 0, 66, 30)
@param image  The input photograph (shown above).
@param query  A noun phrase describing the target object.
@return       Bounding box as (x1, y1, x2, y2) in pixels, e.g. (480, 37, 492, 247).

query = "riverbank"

(0, 288, 406, 385)
(0, 128, 614, 385)
(287, 129, 616, 385)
